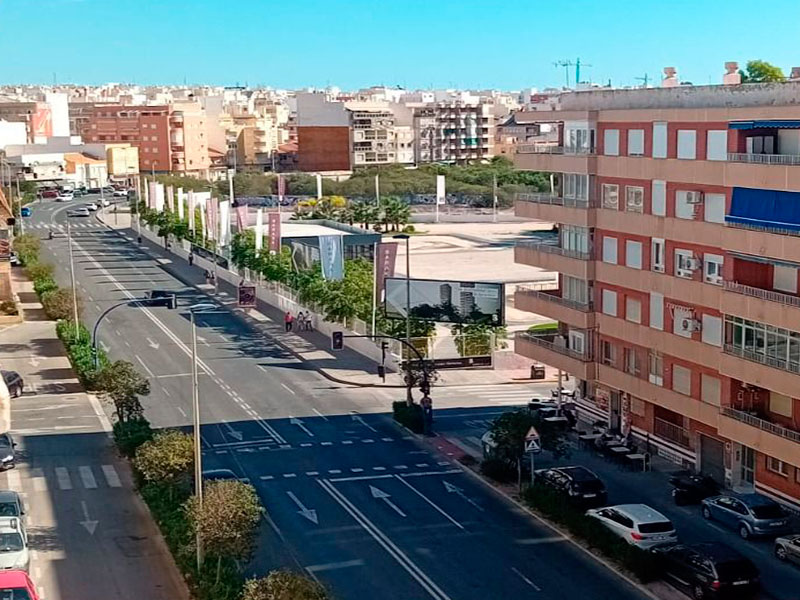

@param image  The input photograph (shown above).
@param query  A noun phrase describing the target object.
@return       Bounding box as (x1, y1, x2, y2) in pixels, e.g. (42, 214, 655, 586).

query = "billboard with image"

(384, 277, 504, 325)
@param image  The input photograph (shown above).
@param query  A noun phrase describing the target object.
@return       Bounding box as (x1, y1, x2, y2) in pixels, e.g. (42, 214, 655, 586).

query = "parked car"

(55, 192, 73, 202)
(145, 290, 177, 309)
(701, 494, 791, 539)
(113, 189, 129, 197)
(19, 207, 31, 218)
(0, 569, 39, 599)
(652, 542, 760, 600)
(670, 472, 720, 505)
(586, 504, 678, 549)
(85, 202, 98, 211)
(101, 198, 110, 207)
(0, 435, 16, 471)
(0, 492, 25, 520)
(66, 207, 90, 218)
(775, 533, 800, 565)
(40, 190, 58, 199)
(72, 189, 85, 197)
(86, 187, 101, 194)
(534, 466, 607, 508)
(102, 186, 115, 194)
(1, 372, 23, 398)
(0, 517, 29, 571)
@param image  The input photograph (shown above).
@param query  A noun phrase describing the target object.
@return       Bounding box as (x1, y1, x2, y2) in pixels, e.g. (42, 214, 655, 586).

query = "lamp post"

(393, 233, 412, 404)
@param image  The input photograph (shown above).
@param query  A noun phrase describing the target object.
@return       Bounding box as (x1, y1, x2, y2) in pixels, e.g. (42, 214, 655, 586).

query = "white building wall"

(0, 121, 27, 151)
(45, 92, 70, 137)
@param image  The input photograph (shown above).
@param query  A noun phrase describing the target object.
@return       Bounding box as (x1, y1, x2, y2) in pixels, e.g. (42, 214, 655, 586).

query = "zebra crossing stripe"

(55, 467, 72, 490)
(102, 465, 121, 488)
(31, 468, 47, 492)
(79, 466, 97, 489)
(6, 470, 21, 490)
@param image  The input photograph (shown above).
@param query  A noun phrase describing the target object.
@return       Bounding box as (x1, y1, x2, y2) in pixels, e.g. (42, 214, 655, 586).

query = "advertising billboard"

(384, 278, 504, 325)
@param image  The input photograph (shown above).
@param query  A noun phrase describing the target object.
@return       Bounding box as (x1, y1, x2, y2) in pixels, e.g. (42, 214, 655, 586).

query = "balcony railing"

(516, 285, 593, 312)
(728, 152, 800, 166)
(724, 280, 800, 308)
(721, 406, 800, 445)
(654, 418, 691, 448)
(516, 192, 595, 209)
(516, 331, 592, 362)
(517, 240, 593, 261)
(723, 343, 800, 376)
(516, 145, 596, 155)
(724, 218, 800, 238)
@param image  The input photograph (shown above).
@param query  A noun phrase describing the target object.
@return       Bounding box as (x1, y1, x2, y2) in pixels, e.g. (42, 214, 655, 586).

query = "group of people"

(284, 310, 313, 332)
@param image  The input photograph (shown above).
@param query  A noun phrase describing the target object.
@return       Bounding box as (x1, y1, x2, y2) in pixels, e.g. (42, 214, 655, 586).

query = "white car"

(56, 192, 73, 202)
(0, 517, 29, 571)
(113, 189, 129, 197)
(101, 198, 111, 207)
(85, 202, 98, 211)
(67, 207, 90, 218)
(586, 504, 678, 549)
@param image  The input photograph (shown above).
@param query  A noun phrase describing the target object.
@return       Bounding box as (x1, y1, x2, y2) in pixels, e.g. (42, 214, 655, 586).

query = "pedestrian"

(304, 311, 313, 332)
(296, 311, 305, 332)
(188, 252, 194, 267)
(284, 311, 293, 332)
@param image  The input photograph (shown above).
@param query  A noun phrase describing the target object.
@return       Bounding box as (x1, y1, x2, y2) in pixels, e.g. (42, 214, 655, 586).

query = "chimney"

(662, 67, 679, 88)
(723, 62, 741, 85)
(790, 67, 800, 81)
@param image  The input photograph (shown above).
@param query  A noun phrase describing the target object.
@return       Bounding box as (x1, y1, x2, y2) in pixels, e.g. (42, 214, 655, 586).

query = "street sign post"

(525, 425, 541, 485)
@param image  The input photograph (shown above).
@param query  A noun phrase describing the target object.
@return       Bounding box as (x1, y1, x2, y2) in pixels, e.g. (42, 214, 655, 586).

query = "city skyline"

(2, 0, 800, 90)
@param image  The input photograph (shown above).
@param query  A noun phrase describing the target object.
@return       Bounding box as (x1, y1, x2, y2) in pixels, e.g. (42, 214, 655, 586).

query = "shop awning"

(726, 187, 800, 233)
(729, 120, 800, 130)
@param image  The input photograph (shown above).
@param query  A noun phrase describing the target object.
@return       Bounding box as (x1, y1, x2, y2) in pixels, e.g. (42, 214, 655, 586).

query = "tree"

(187, 480, 263, 582)
(96, 360, 150, 422)
(451, 322, 507, 357)
(242, 570, 330, 600)
(41, 287, 81, 320)
(133, 429, 194, 490)
(379, 196, 411, 231)
(740, 60, 785, 83)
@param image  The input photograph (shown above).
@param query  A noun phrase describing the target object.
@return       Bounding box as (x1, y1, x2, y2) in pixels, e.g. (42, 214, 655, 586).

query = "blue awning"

(729, 120, 800, 130)
(726, 187, 800, 232)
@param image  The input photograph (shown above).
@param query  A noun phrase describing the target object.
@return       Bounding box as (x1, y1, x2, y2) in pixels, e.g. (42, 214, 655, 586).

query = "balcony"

(719, 407, 800, 467)
(169, 113, 184, 126)
(515, 193, 596, 227)
(514, 146, 597, 174)
(721, 281, 800, 331)
(720, 344, 800, 398)
(654, 417, 692, 448)
(515, 284, 595, 329)
(515, 331, 596, 380)
(728, 153, 800, 166)
(516, 145, 595, 155)
(515, 240, 594, 280)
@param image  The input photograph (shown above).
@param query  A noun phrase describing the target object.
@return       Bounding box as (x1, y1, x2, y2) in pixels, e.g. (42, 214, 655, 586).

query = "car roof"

(554, 466, 599, 481)
(0, 570, 30, 585)
(734, 493, 778, 507)
(610, 504, 670, 523)
(686, 542, 748, 562)
(0, 491, 20, 503)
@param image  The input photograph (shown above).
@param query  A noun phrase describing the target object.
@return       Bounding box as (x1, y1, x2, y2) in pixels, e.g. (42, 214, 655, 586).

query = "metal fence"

(653, 418, 691, 448)
(724, 281, 800, 308)
(728, 152, 800, 166)
(721, 407, 800, 445)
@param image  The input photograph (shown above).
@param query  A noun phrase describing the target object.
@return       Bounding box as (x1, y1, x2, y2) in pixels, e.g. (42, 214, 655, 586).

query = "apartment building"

(513, 76, 800, 510)
(350, 105, 414, 167)
(81, 103, 210, 177)
(0, 101, 52, 142)
(413, 102, 495, 164)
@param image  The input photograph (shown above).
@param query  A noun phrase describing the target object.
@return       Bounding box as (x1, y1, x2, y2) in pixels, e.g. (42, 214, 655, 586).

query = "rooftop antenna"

(635, 73, 650, 87)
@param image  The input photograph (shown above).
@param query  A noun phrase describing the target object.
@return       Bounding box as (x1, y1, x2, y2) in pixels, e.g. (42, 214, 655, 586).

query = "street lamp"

(393, 233, 412, 404)
(188, 302, 215, 571)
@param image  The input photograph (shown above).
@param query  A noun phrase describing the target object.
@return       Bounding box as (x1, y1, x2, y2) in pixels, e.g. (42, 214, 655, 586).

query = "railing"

(724, 219, 800, 238)
(723, 343, 800, 376)
(516, 331, 592, 362)
(654, 418, 691, 448)
(516, 240, 593, 261)
(516, 286, 593, 312)
(516, 145, 595, 155)
(728, 152, 800, 166)
(721, 407, 800, 445)
(723, 280, 800, 308)
(515, 192, 594, 209)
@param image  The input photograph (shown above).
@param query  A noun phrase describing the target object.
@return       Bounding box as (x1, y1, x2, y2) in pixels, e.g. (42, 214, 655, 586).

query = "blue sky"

(2, 0, 800, 90)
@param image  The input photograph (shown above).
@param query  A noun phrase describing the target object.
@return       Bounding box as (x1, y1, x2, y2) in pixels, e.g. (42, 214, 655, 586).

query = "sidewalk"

(97, 207, 557, 388)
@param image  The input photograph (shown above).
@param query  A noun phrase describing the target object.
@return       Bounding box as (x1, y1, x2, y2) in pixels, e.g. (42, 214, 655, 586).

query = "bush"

(24, 262, 53, 282)
(403, 224, 415, 233)
(392, 401, 423, 433)
(33, 276, 58, 298)
(55, 319, 106, 389)
(41, 287, 80, 320)
(13, 233, 40, 266)
(480, 457, 518, 484)
(113, 417, 154, 458)
(0, 301, 18, 316)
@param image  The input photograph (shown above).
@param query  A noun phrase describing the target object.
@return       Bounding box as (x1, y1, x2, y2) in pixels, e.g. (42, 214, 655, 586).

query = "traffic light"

(331, 331, 344, 351)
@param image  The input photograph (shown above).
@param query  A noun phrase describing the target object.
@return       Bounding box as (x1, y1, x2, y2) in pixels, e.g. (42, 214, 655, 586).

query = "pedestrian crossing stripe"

(0, 464, 122, 492)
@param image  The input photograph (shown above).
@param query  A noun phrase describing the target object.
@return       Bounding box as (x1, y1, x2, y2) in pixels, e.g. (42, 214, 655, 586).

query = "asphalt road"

(25, 197, 649, 600)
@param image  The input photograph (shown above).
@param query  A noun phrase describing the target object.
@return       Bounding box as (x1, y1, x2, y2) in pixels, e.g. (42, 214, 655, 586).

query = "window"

(648, 351, 663, 385)
(706, 130, 728, 161)
(601, 340, 617, 366)
(625, 186, 644, 213)
(151, 124, 157, 129)
(626, 297, 641, 323)
(563, 276, 589, 305)
(604, 129, 619, 156)
(142, 135, 148, 142)
(675, 191, 698, 220)
(650, 292, 664, 330)
(701, 314, 722, 347)
(568, 330, 586, 355)
(767, 457, 789, 477)
(701, 374, 721, 406)
(704, 193, 725, 224)
(677, 130, 697, 159)
(602, 236, 618, 264)
(796, 468, 800, 485)
(602, 289, 618, 316)
(651, 180, 666, 216)
(561, 225, 590, 254)
(703, 253, 724, 285)
(624, 348, 641, 375)
(773, 265, 798, 294)
(625, 240, 642, 269)
(675, 250, 696, 278)
(769, 391, 793, 418)
(672, 364, 692, 396)
(651, 238, 665, 272)
(602, 184, 619, 209)
(652, 122, 667, 158)
(628, 129, 644, 156)
(564, 174, 588, 200)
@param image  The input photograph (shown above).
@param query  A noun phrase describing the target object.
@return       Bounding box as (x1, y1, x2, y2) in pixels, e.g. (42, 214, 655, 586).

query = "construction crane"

(635, 73, 651, 88)
(553, 58, 593, 88)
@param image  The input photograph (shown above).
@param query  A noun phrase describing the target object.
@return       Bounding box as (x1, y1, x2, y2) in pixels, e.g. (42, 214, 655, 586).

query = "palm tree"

(381, 196, 411, 231)
(350, 200, 376, 229)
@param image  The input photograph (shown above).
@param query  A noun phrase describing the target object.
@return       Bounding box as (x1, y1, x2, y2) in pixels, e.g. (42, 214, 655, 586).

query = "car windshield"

(637, 521, 673, 534)
(750, 504, 784, 519)
(0, 437, 11, 449)
(0, 589, 32, 600)
(0, 504, 19, 517)
(573, 479, 605, 493)
(0, 533, 23, 552)
(715, 559, 758, 580)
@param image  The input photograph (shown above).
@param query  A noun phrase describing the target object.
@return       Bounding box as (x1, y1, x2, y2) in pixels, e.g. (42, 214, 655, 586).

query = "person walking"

(188, 252, 194, 267)
(284, 311, 294, 332)
(296, 311, 306, 332)
(304, 311, 313, 332)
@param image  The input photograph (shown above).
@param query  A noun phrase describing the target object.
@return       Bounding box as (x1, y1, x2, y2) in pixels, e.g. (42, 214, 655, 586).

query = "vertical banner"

(219, 200, 231, 247)
(147, 181, 156, 209)
(277, 174, 285, 213)
(316, 173, 322, 199)
(435, 174, 445, 223)
(187, 190, 195, 231)
(154, 184, 165, 212)
(375, 173, 380, 204)
(255, 208, 264, 254)
(199, 201, 207, 239)
(319, 235, 344, 281)
(208, 198, 219, 242)
(268, 212, 281, 254)
(167, 185, 175, 213)
(235, 204, 247, 231)
(375, 242, 399, 301)
(177, 188, 185, 220)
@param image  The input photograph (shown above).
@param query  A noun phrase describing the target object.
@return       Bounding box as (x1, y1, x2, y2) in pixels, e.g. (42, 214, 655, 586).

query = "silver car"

(586, 503, 678, 549)
(701, 493, 791, 539)
(0, 517, 28, 572)
(775, 533, 800, 565)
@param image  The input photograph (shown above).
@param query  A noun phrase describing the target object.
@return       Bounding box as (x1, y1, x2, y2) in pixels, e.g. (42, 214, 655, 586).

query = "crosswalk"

(0, 464, 123, 493)
(28, 222, 102, 230)
(434, 384, 544, 406)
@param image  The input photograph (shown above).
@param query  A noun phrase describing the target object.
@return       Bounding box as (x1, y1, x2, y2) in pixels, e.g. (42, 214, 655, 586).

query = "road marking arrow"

(290, 417, 314, 437)
(223, 423, 243, 441)
(28, 356, 40, 367)
(146, 337, 160, 350)
(79, 500, 98, 535)
(286, 491, 318, 525)
(443, 481, 484, 512)
(370, 485, 406, 517)
(351, 413, 377, 433)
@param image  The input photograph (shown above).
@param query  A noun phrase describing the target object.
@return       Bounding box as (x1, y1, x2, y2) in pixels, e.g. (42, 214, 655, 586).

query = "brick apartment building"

(513, 76, 800, 510)
(81, 103, 210, 177)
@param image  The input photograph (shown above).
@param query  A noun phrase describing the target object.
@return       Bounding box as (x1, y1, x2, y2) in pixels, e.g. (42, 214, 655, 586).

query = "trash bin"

(530, 364, 545, 379)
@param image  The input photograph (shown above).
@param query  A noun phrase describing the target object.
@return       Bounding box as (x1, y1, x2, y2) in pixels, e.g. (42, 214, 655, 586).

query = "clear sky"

(2, 0, 800, 91)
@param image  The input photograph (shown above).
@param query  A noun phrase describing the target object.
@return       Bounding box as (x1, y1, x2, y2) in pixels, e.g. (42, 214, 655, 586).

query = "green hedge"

(522, 486, 660, 583)
(55, 319, 107, 389)
(393, 401, 423, 433)
(480, 457, 518, 484)
(113, 417, 154, 458)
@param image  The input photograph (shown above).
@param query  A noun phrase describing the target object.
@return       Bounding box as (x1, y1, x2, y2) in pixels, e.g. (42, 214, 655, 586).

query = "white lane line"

(102, 465, 122, 488)
(330, 474, 395, 483)
(300, 443, 313, 448)
(393, 475, 464, 530)
(281, 383, 295, 395)
(306, 559, 365, 573)
(362, 439, 375, 444)
(328, 469, 342, 475)
(6, 470, 20, 490)
(318, 480, 452, 600)
(351, 468, 364, 473)
(79, 466, 97, 489)
(283, 473, 297, 479)
(400, 469, 463, 478)
(415, 463, 430, 468)
(312, 408, 328, 421)
(31, 468, 47, 492)
(511, 567, 541, 592)
(260, 475, 274, 481)
(373, 467, 387, 471)
(381, 437, 394, 442)
(135, 355, 155, 378)
(163, 388, 171, 397)
(342, 440, 353, 445)
(55, 467, 72, 490)
(394, 465, 408, 470)
(320, 442, 333, 446)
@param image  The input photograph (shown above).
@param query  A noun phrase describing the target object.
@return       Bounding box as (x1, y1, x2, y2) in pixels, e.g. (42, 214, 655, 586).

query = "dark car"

(87, 187, 102, 194)
(145, 290, 177, 309)
(1, 371, 23, 398)
(534, 466, 607, 508)
(653, 542, 760, 599)
(701, 493, 791, 539)
(670, 472, 720, 505)
(775, 533, 800, 566)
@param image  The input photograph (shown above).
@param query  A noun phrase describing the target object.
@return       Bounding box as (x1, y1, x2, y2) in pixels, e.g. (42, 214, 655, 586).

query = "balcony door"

(740, 445, 756, 486)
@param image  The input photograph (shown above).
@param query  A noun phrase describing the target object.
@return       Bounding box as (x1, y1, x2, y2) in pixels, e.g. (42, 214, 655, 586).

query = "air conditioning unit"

(679, 317, 702, 333)
(686, 257, 702, 271)
(686, 191, 704, 204)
